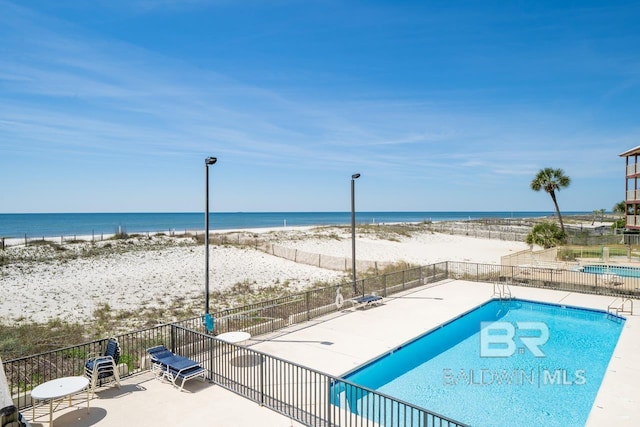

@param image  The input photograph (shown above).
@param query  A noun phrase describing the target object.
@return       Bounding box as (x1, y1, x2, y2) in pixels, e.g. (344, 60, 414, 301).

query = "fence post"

(208, 338, 215, 383)
(305, 291, 310, 321)
(326, 378, 332, 426)
(383, 274, 387, 296)
(259, 354, 265, 406)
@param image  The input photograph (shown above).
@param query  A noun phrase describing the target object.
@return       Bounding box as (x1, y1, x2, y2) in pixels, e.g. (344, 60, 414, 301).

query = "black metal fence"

(170, 325, 468, 426)
(448, 261, 640, 298)
(3, 323, 174, 410)
(4, 259, 639, 426)
(173, 263, 448, 336)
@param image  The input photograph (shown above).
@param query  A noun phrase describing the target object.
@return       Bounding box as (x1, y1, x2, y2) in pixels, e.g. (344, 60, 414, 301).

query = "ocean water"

(0, 211, 584, 239)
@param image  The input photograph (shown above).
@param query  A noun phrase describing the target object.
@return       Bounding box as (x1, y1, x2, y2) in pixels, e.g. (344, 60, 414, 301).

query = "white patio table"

(31, 376, 90, 426)
(216, 331, 251, 344)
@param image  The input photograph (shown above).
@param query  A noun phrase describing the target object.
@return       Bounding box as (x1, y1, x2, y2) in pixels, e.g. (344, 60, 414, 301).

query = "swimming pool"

(580, 264, 640, 278)
(336, 299, 625, 427)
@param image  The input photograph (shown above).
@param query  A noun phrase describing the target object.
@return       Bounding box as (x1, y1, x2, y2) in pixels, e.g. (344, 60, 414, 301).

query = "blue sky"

(1, 0, 639, 213)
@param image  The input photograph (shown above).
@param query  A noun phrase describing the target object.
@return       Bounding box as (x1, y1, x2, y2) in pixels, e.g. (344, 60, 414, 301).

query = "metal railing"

(172, 263, 448, 336)
(448, 261, 640, 298)
(170, 325, 468, 427)
(3, 324, 175, 409)
(4, 259, 640, 425)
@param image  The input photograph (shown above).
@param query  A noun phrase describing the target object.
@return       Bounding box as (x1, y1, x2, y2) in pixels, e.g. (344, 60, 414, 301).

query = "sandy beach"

(0, 226, 530, 325)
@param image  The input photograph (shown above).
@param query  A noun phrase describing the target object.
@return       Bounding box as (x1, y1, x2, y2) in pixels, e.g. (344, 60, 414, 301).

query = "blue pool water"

(339, 299, 625, 427)
(580, 264, 640, 278)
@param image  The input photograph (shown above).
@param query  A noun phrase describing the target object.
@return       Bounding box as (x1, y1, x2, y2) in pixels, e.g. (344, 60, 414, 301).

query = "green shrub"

(525, 222, 566, 248)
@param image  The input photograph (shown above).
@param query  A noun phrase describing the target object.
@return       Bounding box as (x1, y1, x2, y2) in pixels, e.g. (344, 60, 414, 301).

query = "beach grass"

(0, 320, 86, 360)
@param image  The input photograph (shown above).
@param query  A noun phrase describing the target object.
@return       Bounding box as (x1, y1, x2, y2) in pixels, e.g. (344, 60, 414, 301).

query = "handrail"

(493, 281, 512, 300)
(608, 298, 634, 315)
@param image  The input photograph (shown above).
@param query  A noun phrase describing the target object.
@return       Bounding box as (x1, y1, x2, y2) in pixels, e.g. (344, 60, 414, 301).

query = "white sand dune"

(0, 227, 529, 324)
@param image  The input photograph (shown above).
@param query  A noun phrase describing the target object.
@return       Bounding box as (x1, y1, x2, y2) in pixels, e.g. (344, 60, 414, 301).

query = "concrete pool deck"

(250, 279, 640, 426)
(26, 279, 639, 426)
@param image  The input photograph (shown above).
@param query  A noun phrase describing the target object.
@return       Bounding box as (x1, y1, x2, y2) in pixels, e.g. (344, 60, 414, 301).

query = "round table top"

(31, 376, 89, 400)
(216, 331, 251, 343)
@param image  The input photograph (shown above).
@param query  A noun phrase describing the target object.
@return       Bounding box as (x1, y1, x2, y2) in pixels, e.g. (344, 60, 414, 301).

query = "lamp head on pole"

(352, 173, 360, 180)
(205, 157, 217, 165)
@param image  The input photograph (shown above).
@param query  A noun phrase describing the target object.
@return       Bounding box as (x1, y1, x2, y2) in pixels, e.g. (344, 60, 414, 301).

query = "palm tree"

(525, 222, 564, 248)
(612, 200, 627, 230)
(530, 168, 571, 234)
(613, 200, 626, 215)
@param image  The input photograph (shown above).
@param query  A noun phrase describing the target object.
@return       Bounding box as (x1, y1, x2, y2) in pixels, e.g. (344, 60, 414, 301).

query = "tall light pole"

(204, 157, 217, 321)
(351, 173, 360, 295)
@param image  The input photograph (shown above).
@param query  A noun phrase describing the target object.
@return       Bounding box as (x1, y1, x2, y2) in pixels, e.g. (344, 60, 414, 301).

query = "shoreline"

(1, 212, 613, 248)
(0, 210, 583, 241)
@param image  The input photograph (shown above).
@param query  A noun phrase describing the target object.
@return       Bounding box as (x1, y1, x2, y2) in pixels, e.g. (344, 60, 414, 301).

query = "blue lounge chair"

(85, 338, 121, 397)
(147, 345, 206, 391)
(351, 294, 383, 309)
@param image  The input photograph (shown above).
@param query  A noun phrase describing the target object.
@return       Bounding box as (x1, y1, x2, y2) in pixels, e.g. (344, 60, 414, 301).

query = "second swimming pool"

(580, 264, 640, 278)
(338, 298, 625, 427)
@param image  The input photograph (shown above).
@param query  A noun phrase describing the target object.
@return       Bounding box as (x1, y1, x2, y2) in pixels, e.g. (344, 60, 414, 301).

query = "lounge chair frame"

(351, 294, 383, 309)
(147, 345, 206, 391)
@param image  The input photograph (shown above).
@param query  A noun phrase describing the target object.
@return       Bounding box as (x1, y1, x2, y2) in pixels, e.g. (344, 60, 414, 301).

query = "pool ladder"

(608, 298, 634, 316)
(493, 282, 512, 301)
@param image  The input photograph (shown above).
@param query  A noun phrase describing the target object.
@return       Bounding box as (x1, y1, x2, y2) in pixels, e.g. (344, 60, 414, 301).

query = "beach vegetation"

(612, 201, 627, 230)
(369, 261, 417, 276)
(353, 223, 429, 241)
(613, 200, 626, 215)
(611, 218, 626, 230)
(0, 320, 86, 360)
(65, 238, 86, 244)
(525, 222, 566, 248)
(530, 168, 571, 234)
(27, 239, 66, 251)
(109, 228, 129, 239)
